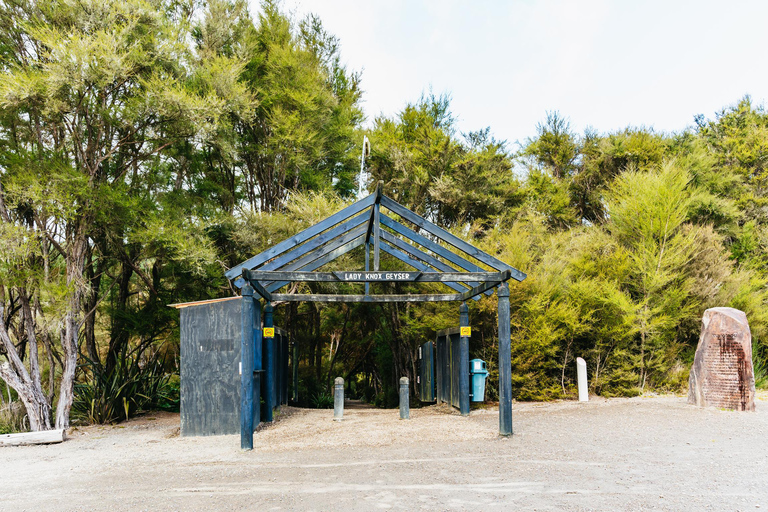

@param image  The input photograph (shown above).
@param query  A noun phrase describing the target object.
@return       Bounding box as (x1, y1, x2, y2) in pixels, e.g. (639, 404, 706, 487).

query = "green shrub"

(72, 354, 178, 424)
(310, 391, 334, 409)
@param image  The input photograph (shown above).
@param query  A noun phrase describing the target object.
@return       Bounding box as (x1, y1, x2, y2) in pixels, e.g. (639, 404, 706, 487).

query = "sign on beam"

(263, 327, 275, 338)
(333, 271, 421, 282)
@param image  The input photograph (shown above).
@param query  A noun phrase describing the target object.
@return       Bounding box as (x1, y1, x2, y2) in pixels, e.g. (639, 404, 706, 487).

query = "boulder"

(688, 307, 755, 411)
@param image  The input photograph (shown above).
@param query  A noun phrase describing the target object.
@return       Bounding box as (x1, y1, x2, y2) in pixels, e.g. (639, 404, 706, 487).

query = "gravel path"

(2, 395, 767, 511)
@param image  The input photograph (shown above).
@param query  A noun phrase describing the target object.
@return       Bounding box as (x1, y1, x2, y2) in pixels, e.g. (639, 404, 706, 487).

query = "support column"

(498, 283, 513, 436)
(240, 285, 255, 450)
(459, 302, 470, 417)
(253, 300, 262, 430)
(264, 302, 275, 422)
(292, 340, 299, 402)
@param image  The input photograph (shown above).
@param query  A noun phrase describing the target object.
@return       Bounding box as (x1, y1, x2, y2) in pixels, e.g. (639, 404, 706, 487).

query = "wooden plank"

(270, 293, 465, 303)
(460, 270, 510, 300)
(261, 224, 368, 289)
(334, 271, 421, 281)
(226, 192, 376, 281)
(0, 429, 66, 446)
(381, 195, 527, 281)
(364, 182, 382, 244)
(273, 210, 367, 267)
(380, 242, 477, 298)
(258, 211, 368, 272)
(380, 230, 493, 296)
(248, 277, 272, 302)
(381, 214, 487, 273)
(168, 296, 240, 309)
(266, 235, 366, 292)
(244, 270, 507, 283)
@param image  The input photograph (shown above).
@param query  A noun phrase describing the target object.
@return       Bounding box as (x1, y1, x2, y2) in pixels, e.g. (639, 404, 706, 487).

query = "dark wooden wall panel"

(180, 300, 242, 436)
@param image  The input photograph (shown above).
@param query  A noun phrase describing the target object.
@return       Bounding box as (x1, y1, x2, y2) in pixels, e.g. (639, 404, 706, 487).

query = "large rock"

(688, 307, 755, 411)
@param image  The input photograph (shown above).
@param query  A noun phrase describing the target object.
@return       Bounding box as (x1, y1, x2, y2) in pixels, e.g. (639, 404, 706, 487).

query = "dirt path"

(3, 395, 767, 511)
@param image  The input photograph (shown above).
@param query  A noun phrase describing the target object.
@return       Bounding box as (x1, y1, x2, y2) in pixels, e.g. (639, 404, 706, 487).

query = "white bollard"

(576, 357, 588, 402)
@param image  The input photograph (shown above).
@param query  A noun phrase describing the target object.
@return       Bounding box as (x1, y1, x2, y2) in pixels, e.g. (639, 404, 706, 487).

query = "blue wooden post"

(253, 300, 262, 429)
(459, 302, 470, 417)
(292, 340, 299, 402)
(264, 302, 275, 422)
(498, 283, 513, 435)
(240, 285, 255, 450)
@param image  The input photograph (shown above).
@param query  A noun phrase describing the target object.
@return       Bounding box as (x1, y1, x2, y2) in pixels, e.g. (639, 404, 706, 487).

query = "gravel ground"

(2, 394, 767, 511)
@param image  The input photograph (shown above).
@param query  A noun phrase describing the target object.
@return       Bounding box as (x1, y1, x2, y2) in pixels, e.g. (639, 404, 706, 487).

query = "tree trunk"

(55, 234, 88, 430)
(0, 306, 51, 431)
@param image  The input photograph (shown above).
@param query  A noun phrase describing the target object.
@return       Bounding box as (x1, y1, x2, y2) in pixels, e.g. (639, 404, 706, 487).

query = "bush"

(0, 401, 27, 434)
(310, 391, 334, 409)
(72, 354, 178, 424)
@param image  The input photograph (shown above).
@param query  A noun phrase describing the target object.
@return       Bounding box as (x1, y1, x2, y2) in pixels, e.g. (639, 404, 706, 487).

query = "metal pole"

(498, 283, 512, 435)
(459, 302, 470, 417)
(264, 302, 275, 422)
(240, 285, 255, 450)
(333, 377, 344, 421)
(399, 377, 410, 419)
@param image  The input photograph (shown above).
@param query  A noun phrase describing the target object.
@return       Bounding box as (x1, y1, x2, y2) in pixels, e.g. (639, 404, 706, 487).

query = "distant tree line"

(0, 0, 766, 430)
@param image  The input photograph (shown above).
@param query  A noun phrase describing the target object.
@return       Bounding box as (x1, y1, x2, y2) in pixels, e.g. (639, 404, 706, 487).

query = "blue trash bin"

(469, 359, 488, 402)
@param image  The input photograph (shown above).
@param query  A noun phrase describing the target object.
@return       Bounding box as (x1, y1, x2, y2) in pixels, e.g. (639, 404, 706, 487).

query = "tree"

(0, 0, 246, 429)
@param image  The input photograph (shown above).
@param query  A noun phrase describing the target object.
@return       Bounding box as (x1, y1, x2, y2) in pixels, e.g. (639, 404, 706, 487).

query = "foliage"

(72, 354, 178, 425)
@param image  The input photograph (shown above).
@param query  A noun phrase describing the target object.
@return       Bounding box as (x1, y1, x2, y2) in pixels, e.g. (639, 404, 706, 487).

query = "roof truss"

(227, 184, 526, 303)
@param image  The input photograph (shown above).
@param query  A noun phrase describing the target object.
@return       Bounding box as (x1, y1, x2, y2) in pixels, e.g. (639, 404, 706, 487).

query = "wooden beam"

(0, 429, 66, 447)
(381, 195, 527, 281)
(226, 192, 376, 281)
(261, 224, 367, 289)
(258, 211, 368, 272)
(459, 270, 511, 300)
(379, 243, 477, 298)
(380, 230, 493, 295)
(270, 293, 466, 303)
(381, 214, 486, 273)
(247, 276, 273, 302)
(244, 270, 509, 283)
(266, 235, 366, 292)
(364, 182, 383, 244)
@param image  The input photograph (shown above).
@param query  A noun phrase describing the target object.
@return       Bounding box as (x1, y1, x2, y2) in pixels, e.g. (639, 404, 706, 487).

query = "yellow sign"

(263, 327, 275, 338)
(460, 326, 471, 337)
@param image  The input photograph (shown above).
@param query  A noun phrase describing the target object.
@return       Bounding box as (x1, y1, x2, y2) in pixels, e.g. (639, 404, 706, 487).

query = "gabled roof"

(226, 185, 526, 303)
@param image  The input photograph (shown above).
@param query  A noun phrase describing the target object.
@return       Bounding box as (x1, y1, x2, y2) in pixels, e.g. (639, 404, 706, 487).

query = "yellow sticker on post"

(263, 327, 275, 338)
(460, 326, 471, 337)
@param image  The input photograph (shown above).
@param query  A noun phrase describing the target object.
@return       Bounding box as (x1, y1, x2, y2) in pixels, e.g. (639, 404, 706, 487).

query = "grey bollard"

(399, 377, 410, 420)
(576, 357, 588, 402)
(333, 377, 344, 421)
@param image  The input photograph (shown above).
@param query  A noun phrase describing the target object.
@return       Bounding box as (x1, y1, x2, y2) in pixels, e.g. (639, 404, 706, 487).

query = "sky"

(270, 0, 768, 149)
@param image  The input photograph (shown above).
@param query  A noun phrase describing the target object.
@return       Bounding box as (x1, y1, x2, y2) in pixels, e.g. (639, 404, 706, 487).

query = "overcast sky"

(270, 0, 768, 149)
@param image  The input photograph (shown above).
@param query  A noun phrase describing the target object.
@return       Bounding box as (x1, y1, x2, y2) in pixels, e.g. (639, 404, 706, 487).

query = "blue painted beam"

(260, 223, 367, 289)
(380, 196, 526, 281)
(498, 282, 513, 435)
(226, 192, 377, 281)
(381, 214, 486, 274)
(266, 235, 366, 292)
(258, 211, 368, 272)
(240, 286, 255, 450)
(380, 242, 480, 300)
(459, 302, 470, 417)
(460, 270, 511, 300)
(380, 230, 493, 296)
(263, 303, 275, 423)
